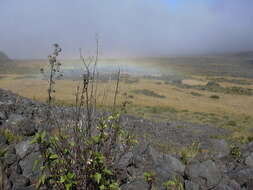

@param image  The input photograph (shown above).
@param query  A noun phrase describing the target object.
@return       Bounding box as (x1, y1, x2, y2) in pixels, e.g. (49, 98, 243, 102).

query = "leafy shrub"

(32, 112, 134, 189)
(248, 136, 253, 142)
(163, 177, 184, 190)
(32, 44, 136, 189)
(144, 172, 156, 190)
(230, 144, 242, 161)
(0, 129, 23, 143)
(180, 142, 200, 164)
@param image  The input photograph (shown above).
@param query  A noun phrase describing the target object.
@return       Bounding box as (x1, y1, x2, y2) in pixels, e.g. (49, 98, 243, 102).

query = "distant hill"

(0, 51, 11, 62)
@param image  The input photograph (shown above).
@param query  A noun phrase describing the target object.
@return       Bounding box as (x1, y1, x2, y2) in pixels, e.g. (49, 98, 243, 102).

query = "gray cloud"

(0, 0, 253, 59)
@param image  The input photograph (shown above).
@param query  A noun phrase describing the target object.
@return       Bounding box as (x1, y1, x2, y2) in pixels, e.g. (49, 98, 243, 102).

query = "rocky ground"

(0, 88, 253, 190)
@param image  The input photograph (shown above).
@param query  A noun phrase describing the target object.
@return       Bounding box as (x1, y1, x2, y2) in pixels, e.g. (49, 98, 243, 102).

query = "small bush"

(163, 177, 184, 190)
(123, 78, 139, 84)
(32, 44, 137, 190)
(227, 120, 237, 126)
(144, 172, 156, 190)
(206, 81, 220, 88)
(0, 129, 23, 144)
(248, 136, 253, 142)
(230, 144, 242, 161)
(190, 92, 203, 97)
(180, 142, 200, 164)
(209, 95, 220, 99)
(132, 89, 166, 98)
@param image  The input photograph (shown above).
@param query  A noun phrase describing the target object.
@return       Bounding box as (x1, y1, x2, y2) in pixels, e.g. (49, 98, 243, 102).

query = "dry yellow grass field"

(1, 74, 253, 117)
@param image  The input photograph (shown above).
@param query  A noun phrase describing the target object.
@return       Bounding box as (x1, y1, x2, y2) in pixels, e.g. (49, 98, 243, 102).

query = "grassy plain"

(1, 55, 253, 143)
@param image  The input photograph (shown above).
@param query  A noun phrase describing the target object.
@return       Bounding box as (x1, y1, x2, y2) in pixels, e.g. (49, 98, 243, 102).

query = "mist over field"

(1, 0, 253, 59)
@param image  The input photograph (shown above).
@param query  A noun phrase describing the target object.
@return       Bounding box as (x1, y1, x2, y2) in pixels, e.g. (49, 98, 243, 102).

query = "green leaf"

(41, 131, 46, 140)
(64, 148, 69, 154)
(49, 154, 58, 160)
(69, 141, 75, 147)
(60, 175, 66, 183)
(67, 172, 75, 179)
(99, 184, 105, 190)
(92, 136, 100, 144)
(94, 173, 102, 184)
(30, 135, 38, 144)
(103, 168, 113, 175)
(109, 182, 120, 190)
(36, 174, 46, 188)
(65, 183, 72, 190)
(33, 159, 40, 171)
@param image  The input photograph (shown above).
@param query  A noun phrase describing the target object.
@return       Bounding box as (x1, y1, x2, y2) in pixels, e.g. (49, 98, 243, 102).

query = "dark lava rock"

(7, 114, 25, 126)
(4, 152, 17, 166)
(245, 153, 253, 167)
(147, 146, 185, 188)
(214, 178, 242, 190)
(0, 162, 12, 190)
(19, 151, 41, 180)
(0, 111, 7, 120)
(9, 174, 30, 187)
(229, 168, 253, 188)
(184, 180, 200, 190)
(0, 133, 8, 145)
(15, 140, 39, 159)
(117, 152, 133, 169)
(17, 119, 37, 136)
(206, 139, 230, 159)
(121, 179, 149, 190)
(148, 146, 185, 175)
(185, 160, 222, 189)
(12, 186, 36, 190)
(6, 163, 22, 177)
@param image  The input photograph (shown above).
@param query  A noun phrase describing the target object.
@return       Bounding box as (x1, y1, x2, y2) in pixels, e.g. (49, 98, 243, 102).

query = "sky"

(0, 0, 253, 59)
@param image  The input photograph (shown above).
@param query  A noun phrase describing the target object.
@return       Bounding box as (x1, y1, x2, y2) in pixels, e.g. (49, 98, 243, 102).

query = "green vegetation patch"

(208, 77, 252, 85)
(190, 92, 203, 97)
(169, 80, 253, 96)
(132, 89, 166, 98)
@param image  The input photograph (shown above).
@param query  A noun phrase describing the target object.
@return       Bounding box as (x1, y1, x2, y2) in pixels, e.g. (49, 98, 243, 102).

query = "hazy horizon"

(1, 0, 253, 59)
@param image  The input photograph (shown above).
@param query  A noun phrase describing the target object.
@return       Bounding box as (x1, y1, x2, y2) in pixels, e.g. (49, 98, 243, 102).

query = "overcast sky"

(0, 0, 253, 59)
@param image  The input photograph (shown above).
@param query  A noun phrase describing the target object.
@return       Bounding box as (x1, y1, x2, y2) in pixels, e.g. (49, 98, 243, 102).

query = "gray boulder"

(17, 119, 37, 136)
(118, 152, 133, 169)
(208, 139, 230, 159)
(7, 114, 25, 126)
(0, 162, 12, 190)
(185, 180, 199, 190)
(0, 133, 7, 145)
(214, 177, 242, 190)
(0, 111, 6, 120)
(19, 152, 41, 180)
(148, 146, 185, 175)
(121, 180, 149, 190)
(4, 152, 17, 166)
(6, 163, 22, 176)
(9, 174, 30, 188)
(185, 160, 222, 189)
(229, 168, 253, 187)
(15, 140, 38, 159)
(245, 153, 253, 167)
(148, 146, 185, 188)
(12, 186, 36, 190)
